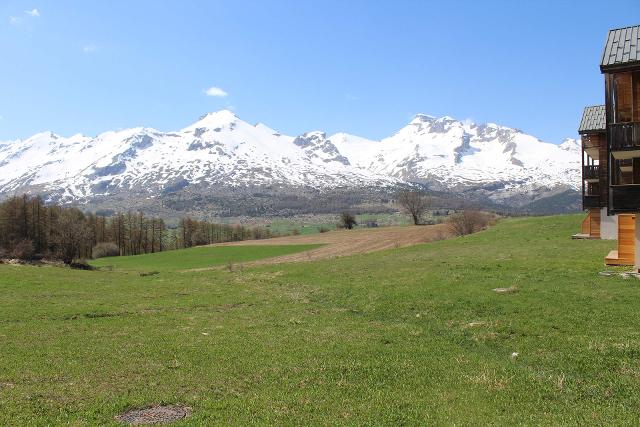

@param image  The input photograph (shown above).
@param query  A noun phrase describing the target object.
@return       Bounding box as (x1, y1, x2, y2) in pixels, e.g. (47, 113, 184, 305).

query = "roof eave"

(578, 129, 606, 136)
(600, 61, 640, 74)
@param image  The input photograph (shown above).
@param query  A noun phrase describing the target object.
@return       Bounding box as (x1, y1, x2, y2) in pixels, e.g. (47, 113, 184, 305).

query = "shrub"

(447, 210, 491, 236)
(10, 239, 35, 260)
(92, 242, 120, 259)
(319, 226, 330, 233)
(250, 227, 271, 240)
(69, 260, 95, 270)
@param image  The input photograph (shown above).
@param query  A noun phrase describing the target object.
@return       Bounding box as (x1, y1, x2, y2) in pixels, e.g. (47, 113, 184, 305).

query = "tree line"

(0, 195, 272, 263)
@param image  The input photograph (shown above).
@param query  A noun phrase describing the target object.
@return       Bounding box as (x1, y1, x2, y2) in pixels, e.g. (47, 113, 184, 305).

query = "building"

(600, 25, 640, 268)
(577, 105, 617, 239)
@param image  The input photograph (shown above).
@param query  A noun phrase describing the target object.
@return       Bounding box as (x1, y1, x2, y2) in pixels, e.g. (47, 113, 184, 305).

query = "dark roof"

(578, 105, 606, 134)
(601, 25, 640, 70)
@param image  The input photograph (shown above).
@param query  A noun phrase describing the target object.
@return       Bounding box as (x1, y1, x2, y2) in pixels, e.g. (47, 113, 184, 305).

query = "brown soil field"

(216, 224, 451, 265)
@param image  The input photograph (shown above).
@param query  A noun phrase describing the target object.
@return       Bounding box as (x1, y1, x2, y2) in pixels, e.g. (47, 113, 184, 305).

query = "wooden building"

(600, 25, 640, 268)
(577, 105, 614, 239)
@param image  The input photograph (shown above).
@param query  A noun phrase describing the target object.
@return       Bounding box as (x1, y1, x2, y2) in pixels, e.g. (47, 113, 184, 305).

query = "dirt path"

(215, 224, 450, 265)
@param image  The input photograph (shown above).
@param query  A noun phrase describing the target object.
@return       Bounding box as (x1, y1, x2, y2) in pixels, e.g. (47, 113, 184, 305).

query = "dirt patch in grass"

(139, 271, 160, 277)
(214, 224, 451, 265)
(115, 405, 191, 425)
(64, 311, 131, 321)
(0, 259, 64, 267)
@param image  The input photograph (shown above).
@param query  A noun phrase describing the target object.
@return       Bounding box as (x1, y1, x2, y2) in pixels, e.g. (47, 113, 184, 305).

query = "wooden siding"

(590, 208, 601, 238)
(581, 212, 590, 234)
(580, 208, 601, 238)
(605, 214, 636, 265)
(618, 214, 635, 262)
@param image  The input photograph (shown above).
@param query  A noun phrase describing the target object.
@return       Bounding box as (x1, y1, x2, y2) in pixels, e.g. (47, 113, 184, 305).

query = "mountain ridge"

(0, 110, 581, 216)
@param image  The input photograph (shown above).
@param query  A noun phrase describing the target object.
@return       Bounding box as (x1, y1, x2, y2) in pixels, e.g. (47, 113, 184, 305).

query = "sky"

(0, 0, 637, 144)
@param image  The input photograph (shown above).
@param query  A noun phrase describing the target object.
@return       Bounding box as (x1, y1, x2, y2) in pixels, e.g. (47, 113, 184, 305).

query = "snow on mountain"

(331, 115, 580, 199)
(0, 110, 580, 210)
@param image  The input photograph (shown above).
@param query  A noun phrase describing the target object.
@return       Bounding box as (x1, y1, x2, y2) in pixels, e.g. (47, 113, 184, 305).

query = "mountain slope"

(0, 110, 581, 216)
(331, 115, 580, 204)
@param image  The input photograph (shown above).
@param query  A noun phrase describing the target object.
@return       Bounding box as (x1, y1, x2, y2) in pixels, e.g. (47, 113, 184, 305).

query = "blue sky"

(0, 1, 636, 143)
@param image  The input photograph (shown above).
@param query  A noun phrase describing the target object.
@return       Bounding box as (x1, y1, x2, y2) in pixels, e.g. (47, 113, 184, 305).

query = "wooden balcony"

(583, 194, 603, 209)
(609, 184, 640, 213)
(583, 165, 599, 181)
(609, 122, 640, 157)
(582, 133, 604, 160)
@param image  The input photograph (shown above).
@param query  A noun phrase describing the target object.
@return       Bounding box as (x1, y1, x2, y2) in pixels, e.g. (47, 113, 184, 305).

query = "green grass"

(257, 212, 415, 236)
(265, 218, 336, 235)
(90, 244, 320, 272)
(2, 215, 640, 425)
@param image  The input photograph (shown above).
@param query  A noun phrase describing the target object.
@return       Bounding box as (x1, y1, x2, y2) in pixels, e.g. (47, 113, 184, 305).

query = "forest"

(0, 195, 272, 264)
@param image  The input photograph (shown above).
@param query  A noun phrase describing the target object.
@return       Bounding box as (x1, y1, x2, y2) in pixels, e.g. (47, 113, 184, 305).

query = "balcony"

(583, 194, 603, 209)
(609, 184, 640, 213)
(582, 134, 604, 160)
(609, 122, 640, 157)
(583, 165, 599, 181)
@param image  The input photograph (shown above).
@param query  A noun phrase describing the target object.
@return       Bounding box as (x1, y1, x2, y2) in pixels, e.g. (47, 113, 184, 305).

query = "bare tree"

(339, 211, 357, 230)
(397, 190, 431, 225)
(446, 210, 490, 236)
(53, 208, 91, 264)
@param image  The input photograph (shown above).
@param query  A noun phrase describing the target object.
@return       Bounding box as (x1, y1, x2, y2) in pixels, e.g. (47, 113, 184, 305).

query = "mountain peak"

(198, 109, 237, 122)
(411, 113, 436, 124)
(559, 138, 580, 152)
(25, 131, 61, 143)
(183, 110, 238, 131)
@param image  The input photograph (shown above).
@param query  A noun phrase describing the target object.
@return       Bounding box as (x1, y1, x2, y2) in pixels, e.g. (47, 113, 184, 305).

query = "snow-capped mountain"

(0, 110, 581, 215)
(333, 114, 580, 197)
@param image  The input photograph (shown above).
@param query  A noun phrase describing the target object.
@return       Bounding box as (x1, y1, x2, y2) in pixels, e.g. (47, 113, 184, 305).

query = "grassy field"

(90, 244, 320, 272)
(237, 212, 418, 236)
(1, 215, 640, 425)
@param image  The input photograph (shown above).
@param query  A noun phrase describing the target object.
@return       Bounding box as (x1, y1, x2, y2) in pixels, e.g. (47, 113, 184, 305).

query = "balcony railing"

(610, 184, 640, 213)
(609, 122, 640, 151)
(583, 194, 603, 209)
(583, 165, 599, 180)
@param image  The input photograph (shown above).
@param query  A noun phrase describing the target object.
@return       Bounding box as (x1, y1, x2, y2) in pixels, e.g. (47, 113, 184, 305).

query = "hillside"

(1, 216, 638, 424)
(0, 111, 581, 217)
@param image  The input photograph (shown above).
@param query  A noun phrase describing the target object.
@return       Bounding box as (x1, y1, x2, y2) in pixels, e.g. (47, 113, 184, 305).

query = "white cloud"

(25, 8, 40, 17)
(204, 86, 228, 97)
(0, 115, 4, 120)
(83, 44, 97, 53)
(9, 16, 21, 25)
